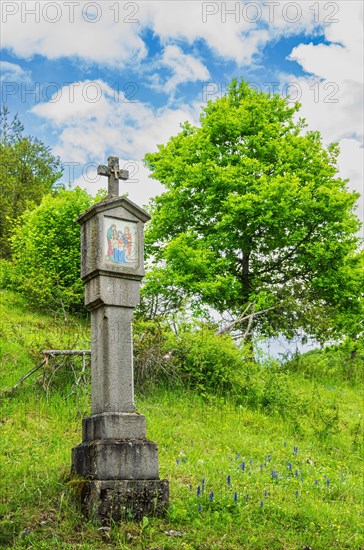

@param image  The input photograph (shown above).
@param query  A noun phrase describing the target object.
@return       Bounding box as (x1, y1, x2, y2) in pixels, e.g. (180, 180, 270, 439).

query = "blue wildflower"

(227, 475, 231, 486)
(202, 478, 205, 490)
(267, 454, 271, 462)
(176, 459, 180, 465)
(326, 479, 330, 486)
(260, 464, 263, 472)
(287, 463, 292, 470)
(264, 490, 268, 497)
(284, 441, 287, 447)
(240, 461, 246, 471)
(197, 486, 201, 496)
(314, 480, 318, 486)
(245, 494, 249, 501)
(198, 504, 202, 512)
(189, 485, 192, 492)
(295, 490, 299, 498)
(293, 446, 298, 455)
(295, 470, 299, 478)
(271, 470, 278, 479)
(234, 492, 238, 502)
(260, 501, 264, 507)
(209, 492, 214, 502)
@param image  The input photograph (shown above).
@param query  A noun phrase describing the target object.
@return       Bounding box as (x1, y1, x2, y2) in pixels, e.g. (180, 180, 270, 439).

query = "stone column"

(71, 196, 169, 524)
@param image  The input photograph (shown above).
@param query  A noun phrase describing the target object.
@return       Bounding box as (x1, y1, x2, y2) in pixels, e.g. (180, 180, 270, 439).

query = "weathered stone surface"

(85, 275, 141, 310)
(90, 305, 135, 414)
(81, 479, 169, 524)
(97, 156, 129, 198)
(72, 439, 160, 480)
(82, 413, 146, 441)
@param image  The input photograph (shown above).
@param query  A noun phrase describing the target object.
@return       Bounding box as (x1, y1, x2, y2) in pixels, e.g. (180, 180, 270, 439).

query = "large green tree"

(144, 79, 362, 342)
(0, 107, 62, 258)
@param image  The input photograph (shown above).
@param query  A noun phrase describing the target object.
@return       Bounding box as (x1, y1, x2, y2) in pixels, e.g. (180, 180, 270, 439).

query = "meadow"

(0, 290, 363, 549)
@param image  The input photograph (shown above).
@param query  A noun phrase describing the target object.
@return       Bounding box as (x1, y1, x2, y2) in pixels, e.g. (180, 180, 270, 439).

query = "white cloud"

(150, 45, 210, 95)
(141, 1, 319, 64)
(0, 61, 31, 83)
(1, 1, 146, 67)
(31, 79, 200, 205)
(285, 1, 363, 140)
(1, 1, 321, 68)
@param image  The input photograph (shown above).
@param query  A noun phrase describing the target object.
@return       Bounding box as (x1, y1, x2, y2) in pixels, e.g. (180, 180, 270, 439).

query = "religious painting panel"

(103, 216, 138, 268)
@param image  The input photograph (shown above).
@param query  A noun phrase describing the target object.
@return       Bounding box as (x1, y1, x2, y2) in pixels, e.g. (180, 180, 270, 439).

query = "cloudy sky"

(1, 0, 363, 228)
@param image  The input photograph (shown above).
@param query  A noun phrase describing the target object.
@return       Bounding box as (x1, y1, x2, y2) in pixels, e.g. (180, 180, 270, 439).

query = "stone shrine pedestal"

(71, 187, 169, 524)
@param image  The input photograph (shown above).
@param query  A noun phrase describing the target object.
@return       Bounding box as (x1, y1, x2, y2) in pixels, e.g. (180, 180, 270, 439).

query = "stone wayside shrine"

(71, 156, 169, 523)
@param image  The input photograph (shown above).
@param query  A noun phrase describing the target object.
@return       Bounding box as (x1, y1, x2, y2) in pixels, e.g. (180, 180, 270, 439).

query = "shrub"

(10, 187, 95, 315)
(167, 325, 245, 396)
(133, 319, 179, 391)
(133, 320, 245, 396)
(285, 343, 364, 385)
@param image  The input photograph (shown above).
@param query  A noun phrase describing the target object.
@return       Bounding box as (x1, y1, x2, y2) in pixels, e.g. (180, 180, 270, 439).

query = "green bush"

(133, 319, 179, 391)
(286, 342, 364, 385)
(167, 325, 245, 396)
(10, 187, 95, 315)
(133, 320, 245, 396)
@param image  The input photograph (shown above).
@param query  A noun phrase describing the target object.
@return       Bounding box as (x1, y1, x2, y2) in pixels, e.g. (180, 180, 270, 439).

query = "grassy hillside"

(0, 290, 363, 549)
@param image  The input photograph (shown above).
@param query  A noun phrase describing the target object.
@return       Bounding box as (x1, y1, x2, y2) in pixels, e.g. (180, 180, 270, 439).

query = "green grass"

(0, 289, 363, 549)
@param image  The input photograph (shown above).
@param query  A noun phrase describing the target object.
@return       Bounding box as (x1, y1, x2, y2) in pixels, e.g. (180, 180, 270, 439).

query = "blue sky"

(1, 0, 363, 227)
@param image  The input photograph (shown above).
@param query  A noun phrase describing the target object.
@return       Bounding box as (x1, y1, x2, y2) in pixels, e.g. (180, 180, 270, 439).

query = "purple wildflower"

(197, 486, 201, 496)
(209, 492, 214, 502)
(227, 475, 231, 486)
(240, 461, 246, 471)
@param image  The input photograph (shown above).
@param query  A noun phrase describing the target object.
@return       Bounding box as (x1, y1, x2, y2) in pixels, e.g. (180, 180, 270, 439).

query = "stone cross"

(97, 156, 129, 198)
(72, 160, 169, 524)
